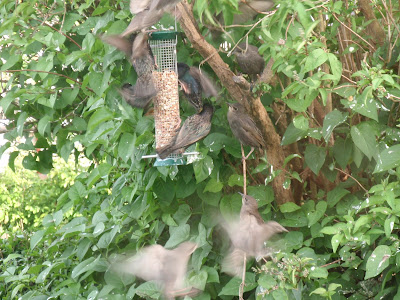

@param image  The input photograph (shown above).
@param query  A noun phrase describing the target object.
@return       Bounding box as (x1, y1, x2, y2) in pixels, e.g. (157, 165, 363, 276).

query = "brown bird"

(233, 0, 274, 24)
(177, 63, 219, 113)
(221, 193, 287, 277)
(157, 103, 214, 159)
(102, 33, 158, 108)
(117, 242, 198, 299)
(122, 0, 182, 36)
(232, 43, 265, 80)
(227, 102, 266, 160)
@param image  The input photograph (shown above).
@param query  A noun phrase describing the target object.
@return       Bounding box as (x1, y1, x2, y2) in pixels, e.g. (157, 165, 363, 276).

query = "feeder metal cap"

(150, 31, 180, 40)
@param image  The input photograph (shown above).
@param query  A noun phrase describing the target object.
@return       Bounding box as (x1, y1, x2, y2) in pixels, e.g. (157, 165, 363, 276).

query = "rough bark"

(177, 1, 294, 204)
(358, 0, 385, 47)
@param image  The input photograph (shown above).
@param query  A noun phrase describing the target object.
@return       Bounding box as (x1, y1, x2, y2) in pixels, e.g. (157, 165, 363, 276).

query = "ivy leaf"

(282, 122, 308, 145)
(164, 224, 190, 248)
(218, 273, 257, 296)
(193, 156, 214, 183)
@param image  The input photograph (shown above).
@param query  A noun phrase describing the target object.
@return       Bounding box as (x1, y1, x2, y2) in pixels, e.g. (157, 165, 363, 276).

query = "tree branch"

(177, 1, 294, 204)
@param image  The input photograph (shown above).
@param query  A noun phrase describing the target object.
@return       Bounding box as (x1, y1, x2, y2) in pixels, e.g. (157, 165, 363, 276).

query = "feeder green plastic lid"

(150, 31, 179, 40)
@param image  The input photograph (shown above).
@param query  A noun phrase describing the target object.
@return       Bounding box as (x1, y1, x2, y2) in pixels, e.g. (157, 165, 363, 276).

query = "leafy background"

(2, 0, 400, 299)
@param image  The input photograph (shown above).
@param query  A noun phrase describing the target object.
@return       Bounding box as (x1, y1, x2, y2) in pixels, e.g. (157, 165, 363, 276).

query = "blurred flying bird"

(227, 102, 265, 160)
(157, 103, 214, 159)
(177, 62, 219, 112)
(116, 242, 198, 299)
(102, 33, 158, 108)
(233, 0, 274, 24)
(221, 193, 287, 277)
(232, 43, 265, 79)
(122, 0, 182, 36)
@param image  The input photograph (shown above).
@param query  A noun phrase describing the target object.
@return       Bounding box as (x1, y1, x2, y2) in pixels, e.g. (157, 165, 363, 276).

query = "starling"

(157, 103, 214, 159)
(233, 0, 274, 24)
(102, 33, 157, 108)
(227, 102, 265, 160)
(232, 43, 265, 79)
(177, 63, 219, 113)
(221, 193, 287, 277)
(122, 0, 182, 36)
(117, 242, 198, 299)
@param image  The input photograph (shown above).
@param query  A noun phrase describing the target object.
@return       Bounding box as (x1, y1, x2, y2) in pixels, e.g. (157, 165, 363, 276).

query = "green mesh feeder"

(140, 31, 200, 166)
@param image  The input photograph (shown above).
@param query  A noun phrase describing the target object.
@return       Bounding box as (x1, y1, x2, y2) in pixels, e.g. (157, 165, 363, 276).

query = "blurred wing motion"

(102, 33, 158, 108)
(221, 194, 287, 277)
(188, 67, 219, 98)
(234, 0, 274, 24)
(157, 104, 214, 159)
(116, 242, 198, 299)
(122, 0, 183, 36)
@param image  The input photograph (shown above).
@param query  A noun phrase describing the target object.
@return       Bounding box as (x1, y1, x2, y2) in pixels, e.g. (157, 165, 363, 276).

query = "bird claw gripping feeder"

(141, 31, 200, 166)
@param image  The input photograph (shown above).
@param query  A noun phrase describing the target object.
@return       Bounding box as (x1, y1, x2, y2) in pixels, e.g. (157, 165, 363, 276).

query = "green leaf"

(193, 156, 214, 183)
(71, 255, 101, 279)
(327, 187, 350, 208)
(304, 49, 328, 73)
(30, 230, 46, 250)
(87, 107, 113, 132)
(218, 273, 257, 296)
(220, 194, 241, 219)
(309, 267, 328, 279)
(332, 137, 353, 169)
(304, 144, 326, 175)
(188, 269, 208, 290)
(365, 245, 391, 279)
(38, 115, 51, 137)
(331, 233, 343, 253)
(293, 115, 309, 130)
(280, 202, 301, 213)
(118, 133, 136, 162)
(164, 224, 190, 248)
(307, 201, 327, 227)
(281, 122, 308, 145)
(375, 144, 400, 173)
(348, 87, 378, 121)
(322, 110, 348, 142)
(17, 111, 28, 136)
(351, 122, 377, 160)
(204, 177, 223, 193)
(328, 53, 342, 83)
(384, 216, 396, 238)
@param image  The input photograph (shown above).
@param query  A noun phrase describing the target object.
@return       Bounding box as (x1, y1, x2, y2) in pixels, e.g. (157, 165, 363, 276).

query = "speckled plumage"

(233, 43, 265, 77)
(227, 102, 265, 149)
(177, 63, 218, 113)
(157, 103, 214, 159)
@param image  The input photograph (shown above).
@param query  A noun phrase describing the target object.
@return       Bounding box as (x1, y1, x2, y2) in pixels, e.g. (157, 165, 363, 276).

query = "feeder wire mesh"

(149, 34, 182, 161)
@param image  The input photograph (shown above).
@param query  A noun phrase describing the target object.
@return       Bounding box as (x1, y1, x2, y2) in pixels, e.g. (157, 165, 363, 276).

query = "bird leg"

(241, 144, 247, 196)
(239, 253, 247, 300)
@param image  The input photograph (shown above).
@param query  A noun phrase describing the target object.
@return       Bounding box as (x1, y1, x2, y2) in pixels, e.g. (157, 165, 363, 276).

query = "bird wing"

(234, 0, 274, 24)
(102, 35, 132, 57)
(119, 245, 165, 282)
(238, 115, 266, 147)
(130, 0, 151, 14)
(221, 248, 246, 277)
(188, 67, 219, 98)
(122, 10, 164, 37)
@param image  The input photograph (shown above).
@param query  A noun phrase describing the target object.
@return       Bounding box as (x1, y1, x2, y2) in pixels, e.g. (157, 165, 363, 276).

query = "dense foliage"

(2, 0, 400, 299)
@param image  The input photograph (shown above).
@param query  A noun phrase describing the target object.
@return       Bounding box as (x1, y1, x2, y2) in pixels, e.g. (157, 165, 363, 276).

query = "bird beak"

(238, 192, 246, 204)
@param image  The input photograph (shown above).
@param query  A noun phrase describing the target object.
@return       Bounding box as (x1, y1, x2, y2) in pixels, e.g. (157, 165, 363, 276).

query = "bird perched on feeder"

(102, 33, 157, 109)
(227, 102, 265, 160)
(122, 0, 182, 36)
(116, 242, 198, 299)
(221, 193, 287, 277)
(157, 103, 214, 159)
(232, 42, 265, 80)
(177, 62, 219, 113)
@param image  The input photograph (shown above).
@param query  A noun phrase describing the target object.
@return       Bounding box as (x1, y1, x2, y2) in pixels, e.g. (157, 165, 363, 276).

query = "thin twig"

(239, 253, 247, 300)
(334, 167, 369, 195)
(241, 144, 247, 196)
(320, 259, 341, 268)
